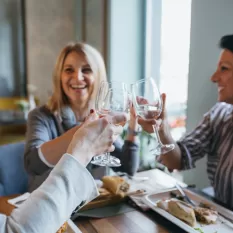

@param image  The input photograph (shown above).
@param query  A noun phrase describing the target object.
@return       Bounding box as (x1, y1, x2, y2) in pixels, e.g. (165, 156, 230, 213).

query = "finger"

(136, 96, 148, 105)
(85, 110, 98, 122)
(107, 145, 115, 153)
(138, 118, 156, 125)
(161, 93, 166, 118)
(156, 119, 162, 126)
(92, 117, 109, 135)
(110, 113, 128, 125)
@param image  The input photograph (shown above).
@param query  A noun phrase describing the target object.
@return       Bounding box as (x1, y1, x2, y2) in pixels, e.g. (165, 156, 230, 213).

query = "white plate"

(66, 220, 82, 233)
(143, 188, 233, 233)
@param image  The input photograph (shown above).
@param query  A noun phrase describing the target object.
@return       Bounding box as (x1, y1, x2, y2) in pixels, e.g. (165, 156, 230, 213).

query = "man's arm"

(1, 154, 98, 233)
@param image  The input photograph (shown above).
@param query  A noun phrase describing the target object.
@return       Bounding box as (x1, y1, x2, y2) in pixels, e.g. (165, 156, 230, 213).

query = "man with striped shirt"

(140, 34, 233, 209)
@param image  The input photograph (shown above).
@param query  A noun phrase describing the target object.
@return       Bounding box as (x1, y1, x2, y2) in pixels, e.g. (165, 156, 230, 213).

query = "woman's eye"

(82, 67, 92, 73)
(221, 66, 229, 71)
(65, 68, 73, 73)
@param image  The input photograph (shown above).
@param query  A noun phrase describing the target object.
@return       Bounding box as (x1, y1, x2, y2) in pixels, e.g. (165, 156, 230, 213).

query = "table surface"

(0, 169, 194, 233)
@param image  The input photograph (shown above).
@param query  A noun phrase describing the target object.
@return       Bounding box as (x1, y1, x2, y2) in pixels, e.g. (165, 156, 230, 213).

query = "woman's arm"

(1, 154, 98, 233)
(138, 94, 213, 171)
(24, 108, 80, 175)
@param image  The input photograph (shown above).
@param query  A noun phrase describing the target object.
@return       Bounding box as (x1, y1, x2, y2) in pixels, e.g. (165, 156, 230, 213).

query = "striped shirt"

(178, 102, 233, 208)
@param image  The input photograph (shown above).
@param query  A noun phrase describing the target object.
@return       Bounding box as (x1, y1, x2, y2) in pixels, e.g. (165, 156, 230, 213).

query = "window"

(146, 0, 192, 140)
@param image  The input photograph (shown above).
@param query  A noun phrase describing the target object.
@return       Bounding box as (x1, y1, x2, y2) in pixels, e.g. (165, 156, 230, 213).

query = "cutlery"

(175, 183, 196, 207)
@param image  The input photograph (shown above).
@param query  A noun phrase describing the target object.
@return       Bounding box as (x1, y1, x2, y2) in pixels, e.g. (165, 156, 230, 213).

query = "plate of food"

(78, 175, 146, 212)
(143, 188, 233, 233)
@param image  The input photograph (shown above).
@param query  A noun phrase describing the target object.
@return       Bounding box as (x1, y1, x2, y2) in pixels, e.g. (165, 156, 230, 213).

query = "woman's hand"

(67, 111, 126, 166)
(137, 93, 167, 133)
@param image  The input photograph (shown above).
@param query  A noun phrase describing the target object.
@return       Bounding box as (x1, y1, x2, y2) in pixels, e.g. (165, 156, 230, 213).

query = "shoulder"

(209, 102, 233, 117)
(28, 105, 55, 123)
(206, 102, 233, 125)
(29, 105, 52, 117)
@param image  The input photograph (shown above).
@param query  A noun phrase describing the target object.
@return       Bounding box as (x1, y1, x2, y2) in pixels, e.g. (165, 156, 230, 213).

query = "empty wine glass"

(131, 77, 175, 155)
(91, 81, 129, 167)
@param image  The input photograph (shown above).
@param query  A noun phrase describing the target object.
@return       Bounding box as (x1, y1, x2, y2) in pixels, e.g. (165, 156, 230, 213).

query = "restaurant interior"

(0, 0, 233, 232)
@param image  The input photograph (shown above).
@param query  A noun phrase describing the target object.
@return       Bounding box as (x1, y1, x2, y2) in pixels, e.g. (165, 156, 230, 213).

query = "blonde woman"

(24, 42, 140, 192)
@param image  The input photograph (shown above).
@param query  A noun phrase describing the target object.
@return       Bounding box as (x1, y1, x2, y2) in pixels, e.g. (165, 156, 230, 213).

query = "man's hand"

(67, 111, 126, 166)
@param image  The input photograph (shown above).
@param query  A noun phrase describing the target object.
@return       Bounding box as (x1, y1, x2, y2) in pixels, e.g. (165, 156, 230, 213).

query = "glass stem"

(106, 152, 110, 175)
(152, 125, 163, 145)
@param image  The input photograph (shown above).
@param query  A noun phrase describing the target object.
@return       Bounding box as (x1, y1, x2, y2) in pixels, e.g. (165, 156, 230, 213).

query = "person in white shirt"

(0, 111, 126, 233)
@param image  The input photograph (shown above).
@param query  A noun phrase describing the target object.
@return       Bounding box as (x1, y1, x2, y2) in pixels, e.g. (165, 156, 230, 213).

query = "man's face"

(211, 49, 233, 104)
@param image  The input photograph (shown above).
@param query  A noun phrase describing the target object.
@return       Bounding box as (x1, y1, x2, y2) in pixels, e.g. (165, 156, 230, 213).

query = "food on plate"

(194, 228, 204, 233)
(199, 201, 215, 210)
(95, 187, 112, 200)
(157, 197, 219, 227)
(194, 207, 218, 224)
(56, 221, 68, 233)
(156, 200, 169, 211)
(167, 199, 196, 227)
(102, 176, 130, 197)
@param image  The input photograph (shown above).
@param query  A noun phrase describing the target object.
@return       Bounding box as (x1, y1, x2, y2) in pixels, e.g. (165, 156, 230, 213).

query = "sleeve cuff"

(177, 141, 194, 170)
(53, 153, 99, 202)
(37, 145, 55, 168)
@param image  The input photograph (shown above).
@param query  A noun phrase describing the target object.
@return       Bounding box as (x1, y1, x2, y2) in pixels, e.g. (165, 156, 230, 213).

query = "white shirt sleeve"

(37, 145, 55, 168)
(0, 154, 99, 233)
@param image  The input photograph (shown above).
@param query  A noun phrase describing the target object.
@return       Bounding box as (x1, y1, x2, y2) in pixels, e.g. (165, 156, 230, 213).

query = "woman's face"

(211, 49, 233, 104)
(61, 51, 94, 106)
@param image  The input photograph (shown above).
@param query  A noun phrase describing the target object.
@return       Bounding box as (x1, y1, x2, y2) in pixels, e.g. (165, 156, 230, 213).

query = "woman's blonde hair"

(47, 42, 107, 114)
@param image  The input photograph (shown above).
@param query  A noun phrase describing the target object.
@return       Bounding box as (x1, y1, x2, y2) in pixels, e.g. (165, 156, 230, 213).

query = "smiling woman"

(24, 42, 140, 192)
(48, 43, 106, 121)
(61, 52, 94, 119)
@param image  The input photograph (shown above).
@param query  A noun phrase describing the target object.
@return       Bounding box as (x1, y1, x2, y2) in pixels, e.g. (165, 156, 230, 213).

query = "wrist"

(127, 126, 140, 136)
(67, 144, 93, 167)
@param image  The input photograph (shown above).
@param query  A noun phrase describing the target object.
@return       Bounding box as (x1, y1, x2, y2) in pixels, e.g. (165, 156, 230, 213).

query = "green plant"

(15, 100, 29, 112)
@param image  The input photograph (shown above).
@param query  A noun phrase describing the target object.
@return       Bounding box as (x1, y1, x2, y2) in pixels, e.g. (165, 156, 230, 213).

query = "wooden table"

(75, 209, 186, 233)
(0, 169, 187, 233)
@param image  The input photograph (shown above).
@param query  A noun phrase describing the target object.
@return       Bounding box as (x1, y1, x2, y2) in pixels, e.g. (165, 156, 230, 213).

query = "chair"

(0, 142, 28, 196)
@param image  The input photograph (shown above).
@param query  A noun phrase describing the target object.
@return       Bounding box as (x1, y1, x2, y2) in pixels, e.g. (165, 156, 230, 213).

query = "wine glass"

(91, 81, 129, 167)
(131, 77, 175, 155)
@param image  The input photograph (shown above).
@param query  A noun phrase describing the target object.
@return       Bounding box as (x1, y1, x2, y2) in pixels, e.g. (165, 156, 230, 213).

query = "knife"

(175, 183, 196, 207)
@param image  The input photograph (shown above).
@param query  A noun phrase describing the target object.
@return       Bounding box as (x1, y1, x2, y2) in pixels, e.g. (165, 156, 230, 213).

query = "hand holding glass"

(91, 81, 129, 167)
(131, 77, 175, 155)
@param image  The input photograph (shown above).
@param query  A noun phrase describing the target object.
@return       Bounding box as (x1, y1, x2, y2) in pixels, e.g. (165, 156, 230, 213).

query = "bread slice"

(56, 222, 68, 233)
(168, 199, 196, 227)
(157, 200, 169, 211)
(102, 176, 130, 196)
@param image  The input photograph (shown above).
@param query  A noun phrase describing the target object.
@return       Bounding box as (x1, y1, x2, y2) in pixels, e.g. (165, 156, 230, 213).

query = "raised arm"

(2, 113, 125, 233)
(24, 107, 80, 175)
(138, 93, 212, 171)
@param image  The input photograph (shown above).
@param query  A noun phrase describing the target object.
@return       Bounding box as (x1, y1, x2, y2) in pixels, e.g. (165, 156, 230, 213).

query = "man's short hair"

(219, 34, 233, 54)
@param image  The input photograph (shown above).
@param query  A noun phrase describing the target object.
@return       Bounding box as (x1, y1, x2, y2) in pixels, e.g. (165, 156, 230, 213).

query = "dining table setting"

(1, 168, 233, 233)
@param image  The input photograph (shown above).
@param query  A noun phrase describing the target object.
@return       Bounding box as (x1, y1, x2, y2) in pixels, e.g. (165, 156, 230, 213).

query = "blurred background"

(1, 0, 233, 189)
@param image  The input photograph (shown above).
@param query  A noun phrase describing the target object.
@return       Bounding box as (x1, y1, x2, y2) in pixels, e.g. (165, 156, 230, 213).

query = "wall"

(0, 0, 25, 97)
(26, 0, 76, 104)
(183, 0, 233, 188)
(25, 0, 107, 104)
(108, 0, 145, 85)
